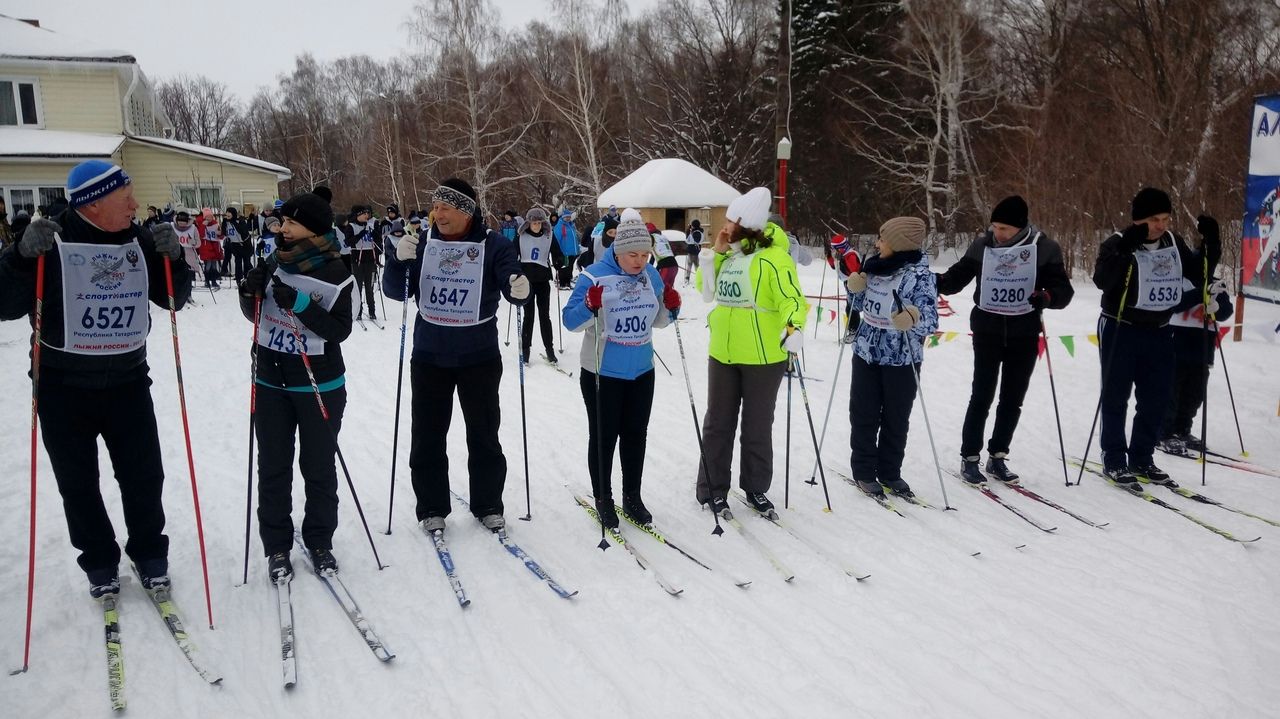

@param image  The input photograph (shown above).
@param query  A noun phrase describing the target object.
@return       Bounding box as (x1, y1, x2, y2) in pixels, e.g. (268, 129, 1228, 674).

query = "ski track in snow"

(2, 262, 1279, 718)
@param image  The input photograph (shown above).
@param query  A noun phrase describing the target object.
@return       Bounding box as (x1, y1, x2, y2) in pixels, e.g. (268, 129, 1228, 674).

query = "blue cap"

(67, 160, 131, 208)
(273, 199, 285, 209)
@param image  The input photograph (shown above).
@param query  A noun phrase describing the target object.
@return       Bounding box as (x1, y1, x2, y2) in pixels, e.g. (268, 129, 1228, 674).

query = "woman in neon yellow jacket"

(694, 187, 809, 518)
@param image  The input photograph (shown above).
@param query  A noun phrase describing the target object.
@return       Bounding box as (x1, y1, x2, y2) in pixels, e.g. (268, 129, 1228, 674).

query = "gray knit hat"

(612, 218, 653, 256)
(525, 207, 548, 224)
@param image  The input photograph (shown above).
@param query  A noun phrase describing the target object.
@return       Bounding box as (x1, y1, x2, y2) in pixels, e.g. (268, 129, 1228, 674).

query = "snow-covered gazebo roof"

(597, 158, 741, 209)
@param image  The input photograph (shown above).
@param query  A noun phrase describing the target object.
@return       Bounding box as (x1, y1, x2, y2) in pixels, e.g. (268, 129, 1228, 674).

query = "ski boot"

(881, 479, 915, 499)
(595, 498, 619, 529)
(268, 551, 293, 584)
(308, 547, 338, 576)
(959, 456, 985, 485)
(1132, 463, 1174, 486)
(136, 558, 171, 592)
(621, 493, 652, 526)
(985, 454, 1020, 485)
(1157, 435, 1188, 456)
(479, 514, 505, 532)
(89, 577, 121, 600)
(743, 491, 778, 519)
(420, 516, 446, 533)
(854, 478, 885, 497)
(706, 496, 734, 521)
(1103, 465, 1140, 489)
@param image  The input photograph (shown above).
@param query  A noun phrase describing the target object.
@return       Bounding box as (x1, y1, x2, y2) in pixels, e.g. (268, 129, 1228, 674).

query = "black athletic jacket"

(936, 227, 1073, 337)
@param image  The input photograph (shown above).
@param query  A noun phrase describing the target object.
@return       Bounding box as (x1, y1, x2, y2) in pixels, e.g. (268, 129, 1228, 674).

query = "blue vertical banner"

(1243, 93, 1280, 302)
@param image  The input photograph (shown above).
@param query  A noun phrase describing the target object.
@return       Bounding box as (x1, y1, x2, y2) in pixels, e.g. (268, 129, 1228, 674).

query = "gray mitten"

(18, 218, 60, 258)
(151, 223, 183, 260)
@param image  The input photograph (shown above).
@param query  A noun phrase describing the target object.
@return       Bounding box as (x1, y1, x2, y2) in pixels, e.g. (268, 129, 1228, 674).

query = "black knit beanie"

(990, 195, 1028, 228)
(1131, 187, 1172, 221)
(312, 185, 333, 204)
(280, 192, 334, 237)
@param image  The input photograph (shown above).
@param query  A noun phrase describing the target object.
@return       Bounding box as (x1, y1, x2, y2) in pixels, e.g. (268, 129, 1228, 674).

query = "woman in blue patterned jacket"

(844, 217, 939, 499)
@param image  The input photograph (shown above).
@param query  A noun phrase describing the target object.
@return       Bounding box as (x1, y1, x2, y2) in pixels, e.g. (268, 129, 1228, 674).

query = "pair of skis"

(274, 532, 395, 688)
(1069, 458, 1265, 543)
(96, 567, 223, 712)
(1160, 446, 1280, 479)
(419, 492, 578, 608)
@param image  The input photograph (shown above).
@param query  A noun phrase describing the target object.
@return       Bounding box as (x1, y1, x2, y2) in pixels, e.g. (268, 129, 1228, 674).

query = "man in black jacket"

(344, 205, 382, 322)
(0, 160, 190, 598)
(239, 191, 354, 582)
(1091, 187, 1221, 485)
(937, 195, 1074, 484)
(223, 206, 253, 283)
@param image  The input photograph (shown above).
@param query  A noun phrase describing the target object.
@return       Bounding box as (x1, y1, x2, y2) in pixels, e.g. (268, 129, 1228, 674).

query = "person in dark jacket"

(514, 206, 564, 364)
(238, 191, 353, 582)
(343, 205, 382, 321)
(1159, 272, 1233, 455)
(223, 206, 253, 283)
(382, 178, 530, 534)
(936, 195, 1074, 484)
(1091, 187, 1221, 485)
(684, 219, 704, 286)
(0, 160, 190, 597)
(499, 210, 519, 242)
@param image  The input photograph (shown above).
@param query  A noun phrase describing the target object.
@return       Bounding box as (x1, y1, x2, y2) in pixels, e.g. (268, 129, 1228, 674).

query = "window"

(3, 186, 69, 216)
(0, 79, 41, 127)
(176, 186, 223, 210)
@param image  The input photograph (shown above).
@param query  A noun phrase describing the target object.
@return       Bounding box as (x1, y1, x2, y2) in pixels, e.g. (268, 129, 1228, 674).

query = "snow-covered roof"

(126, 136, 292, 179)
(0, 128, 124, 158)
(597, 158, 742, 209)
(0, 15, 135, 63)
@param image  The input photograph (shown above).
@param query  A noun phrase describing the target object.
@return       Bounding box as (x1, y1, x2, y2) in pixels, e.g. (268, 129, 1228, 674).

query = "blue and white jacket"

(563, 247, 673, 380)
(849, 251, 938, 366)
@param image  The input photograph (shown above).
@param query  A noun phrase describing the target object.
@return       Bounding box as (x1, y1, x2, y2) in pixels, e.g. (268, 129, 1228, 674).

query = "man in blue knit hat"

(0, 160, 190, 599)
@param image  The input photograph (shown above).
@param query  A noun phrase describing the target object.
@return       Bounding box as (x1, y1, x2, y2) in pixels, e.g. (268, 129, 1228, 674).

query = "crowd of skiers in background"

(0, 158, 1231, 600)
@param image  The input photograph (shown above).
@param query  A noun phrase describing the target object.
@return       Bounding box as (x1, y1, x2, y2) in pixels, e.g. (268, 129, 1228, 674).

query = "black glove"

(271, 276, 298, 311)
(241, 263, 270, 298)
(1029, 290, 1051, 310)
(1119, 223, 1148, 252)
(1196, 214, 1220, 249)
(17, 218, 60, 258)
(150, 223, 183, 260)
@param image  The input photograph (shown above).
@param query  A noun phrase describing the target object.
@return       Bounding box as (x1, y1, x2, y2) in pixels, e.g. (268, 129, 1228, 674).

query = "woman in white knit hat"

(843, 217, 939, 500)
(695, 188, 809, 519)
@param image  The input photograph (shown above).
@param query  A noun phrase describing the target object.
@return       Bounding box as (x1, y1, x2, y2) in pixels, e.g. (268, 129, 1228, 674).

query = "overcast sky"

(0, 0, 658, 100)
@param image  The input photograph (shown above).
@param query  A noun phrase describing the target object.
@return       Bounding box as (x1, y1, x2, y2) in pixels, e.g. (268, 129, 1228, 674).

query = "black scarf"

(862, 250, 922, 276)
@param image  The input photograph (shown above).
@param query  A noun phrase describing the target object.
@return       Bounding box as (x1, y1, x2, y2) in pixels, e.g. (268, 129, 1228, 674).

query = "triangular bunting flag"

(1060, 335, 1076, 357)
(944, 332, 959, 342)
(829, 310, 837, 323)
(1037, 335, 1047, 359)
(928, 333, 941, 347)
(1086, 334, 1099, 347)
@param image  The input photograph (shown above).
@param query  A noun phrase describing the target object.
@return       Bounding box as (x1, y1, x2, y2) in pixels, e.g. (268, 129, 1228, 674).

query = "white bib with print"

(418, 236, 487, 326)
(713, 252, 754, 308)
(978, 241, 1038, 315)
(257, 269, 350, 356)
(1134, 244, 1183, 311)
(59, 239, 150, 355)
(861, 271, 902, 329)
(599, 272, 661, 346)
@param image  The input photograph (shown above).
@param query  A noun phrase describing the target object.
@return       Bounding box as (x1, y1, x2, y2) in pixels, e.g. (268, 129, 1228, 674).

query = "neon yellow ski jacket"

(698, 222, 809, 365)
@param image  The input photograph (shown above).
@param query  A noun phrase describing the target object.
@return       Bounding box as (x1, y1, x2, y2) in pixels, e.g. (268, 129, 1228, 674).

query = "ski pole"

(784, 356, 793, 508)
(385, 266, 412, 534)
(791, 349, 833, 512)
(241, 296, 262, 585)
(517, 304, 532, 521)
(1074, 264, 1133, 486)
(162, 258, 216, 628)
(282, 311, 385, 570)
(1215, 334, 1246, 457)
(672, 318, 723, 536)
(1039, 317, 1071, 488)
(377, 262, 387, 324)
(504, 303, 513, 346)
(555, 273, 564, 353)
(15, 253, 46, 675)
(592, 314, 608, 549)
(652, 348, 673, 377)
(892, 291, 952, 510)
(1199, 254, 1210, 487)
(807, 313, 849, 486)
(813, 258, 827, 339)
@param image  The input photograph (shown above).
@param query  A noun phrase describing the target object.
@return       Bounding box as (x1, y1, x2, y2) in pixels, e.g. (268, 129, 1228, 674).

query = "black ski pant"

(1163, 361, 1209, 438)
(695, 358, 786, 503)
(557, 259, 576, 289)
(255, 385, 345, 555)
(521, 281, 555, 360)
(1099, 318, 1174, 470)
(410, 357, 506, 520)
(354, 262, 378, 319)
(849, 355, 918, 486)
(959, 332, 1038, 458)
(38, 377, 168, 583)
(580, 369, 655, 501)
(231, 245, 252, 283)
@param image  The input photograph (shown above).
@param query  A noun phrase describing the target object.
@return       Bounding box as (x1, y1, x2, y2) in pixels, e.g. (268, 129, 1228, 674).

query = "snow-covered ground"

(3, 256, 1279, 718)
